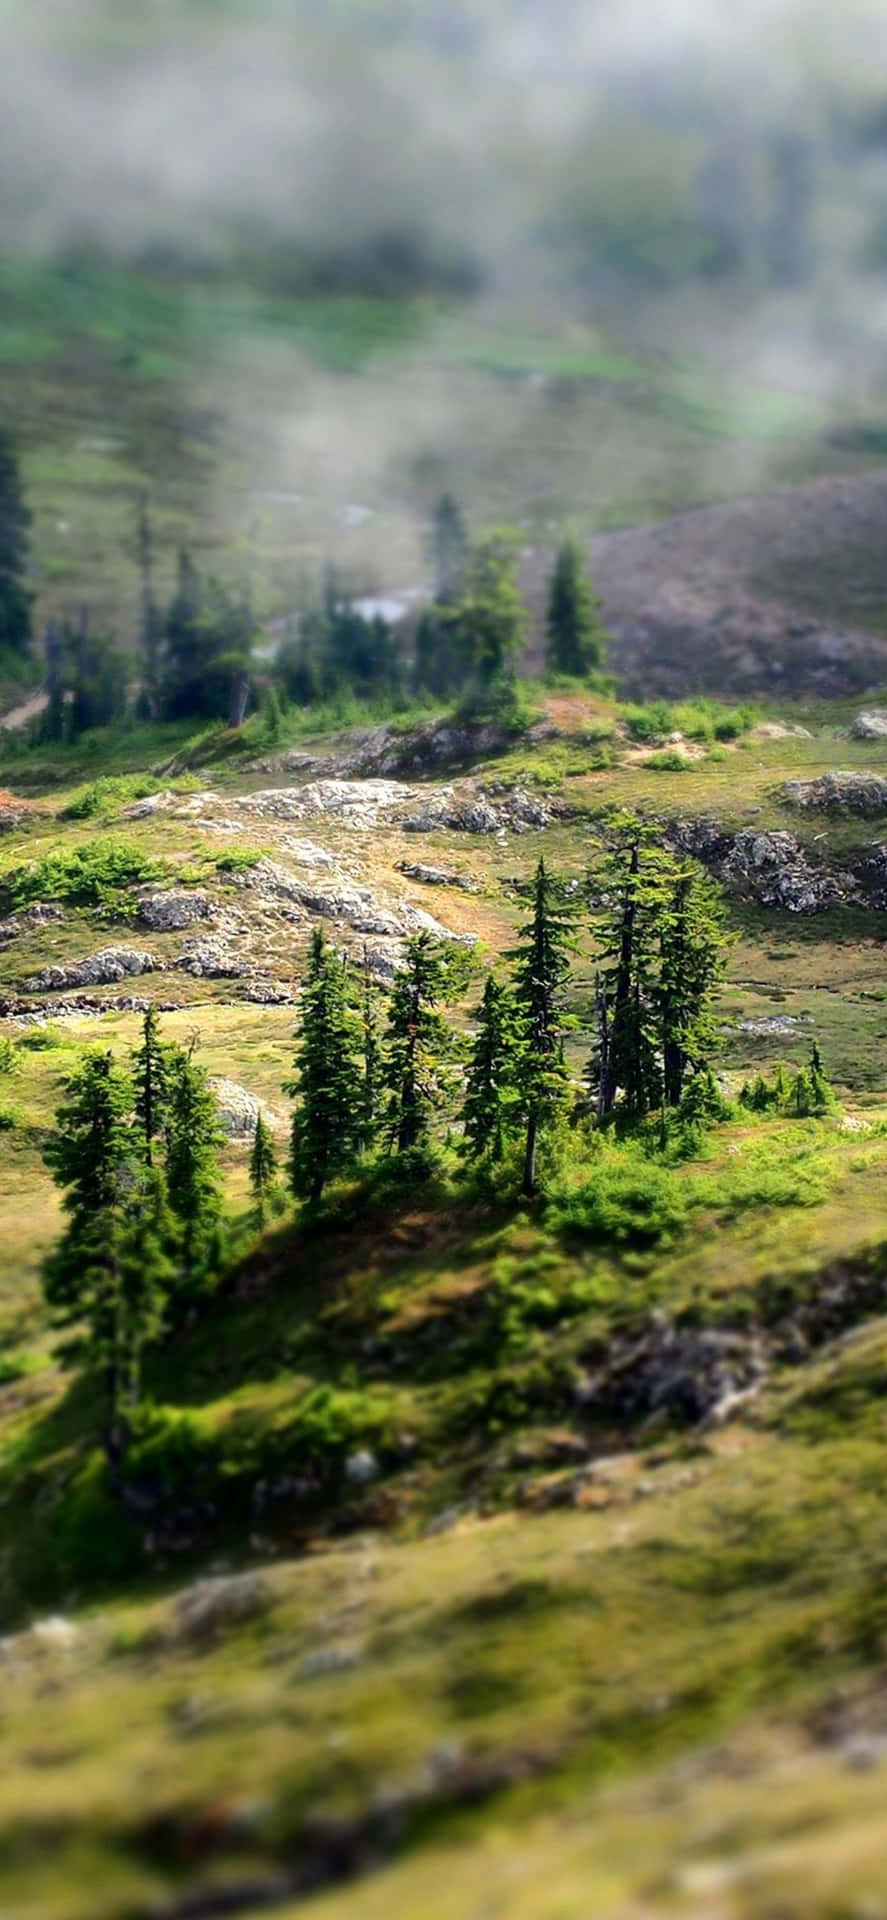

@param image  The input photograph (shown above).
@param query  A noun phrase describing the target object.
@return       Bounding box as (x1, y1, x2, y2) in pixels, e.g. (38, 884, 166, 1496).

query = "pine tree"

(133, 1006, 171, 1166)
(428, 492, 468, 605)
(289, 929, 365, 1202)
(461, 974, 520, 1163)
(249, 1112, 278, 1225)
(360, 948, 381, 1150)
(383, 933, 454, 1155)
(42, 1052, 141, 1467)
(791, 1066, 814, 1117)
(545, 537, 608, 677)
(511, 858, 575, 1196)
(0, 430, 32, 662)
(657, 867, 726, 1107)
(457, 528, 528, 715)
(809, 1040, 835, 1112)
(136, 493, 161, 715)
(164, 1042, 225, 1290)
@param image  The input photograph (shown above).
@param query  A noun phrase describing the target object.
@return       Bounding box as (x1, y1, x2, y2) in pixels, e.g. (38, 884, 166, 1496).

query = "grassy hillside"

(1, 690, 887, 1910)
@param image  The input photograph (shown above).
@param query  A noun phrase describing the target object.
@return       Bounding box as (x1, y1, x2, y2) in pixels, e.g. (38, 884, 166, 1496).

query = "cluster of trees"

(288, 832, 726, 1206)
(0, 433, 609, 737)
(43, 1013, 225, 1469)
(739, 1045, 835, 1119)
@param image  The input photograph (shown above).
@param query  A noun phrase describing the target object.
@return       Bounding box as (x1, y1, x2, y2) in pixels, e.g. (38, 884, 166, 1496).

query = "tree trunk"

(522, 1107, 538, 1197)
(229, 669, 250, 729)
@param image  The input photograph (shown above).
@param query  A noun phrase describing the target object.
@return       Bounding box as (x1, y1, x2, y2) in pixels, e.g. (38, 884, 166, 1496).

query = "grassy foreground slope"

(2, 692, 887, 1912)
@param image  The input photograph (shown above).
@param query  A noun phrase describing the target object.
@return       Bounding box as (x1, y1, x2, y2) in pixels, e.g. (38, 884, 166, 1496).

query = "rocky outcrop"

(238, 779, 416, 828)
(224, 853, 455, 942)
(783, 771, 887, 814)
(22, 946, 163, 992)
(576, 1313, 767, 1429)
(671, 820, 839, 912)
(402, 787, 556, 835)
(852, 711, 887, 740)
(122, 789, 179, 819)
(175, 937, 247, 979)
(138, 889, 212, 931)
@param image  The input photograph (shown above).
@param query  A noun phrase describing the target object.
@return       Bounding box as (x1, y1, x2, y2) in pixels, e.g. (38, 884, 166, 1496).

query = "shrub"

(61, 775, 158, 821)
(215, 848, 264, 874)
(550, 1154, 688, 1250)
(645, 749, 691, 772)
(621, 700, 673, 744)
(0, 1036, 18, 1074)
(16, 1022, 69, 1051)
(0, 839, 164, 914)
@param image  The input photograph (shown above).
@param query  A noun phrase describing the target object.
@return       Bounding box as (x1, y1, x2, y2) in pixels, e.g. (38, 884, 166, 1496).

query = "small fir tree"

(461, 974, 520, 1164)
(164, 1042, 225, 1290)
(249, 1112, 278, 1226)
(545, 536, 608, 677)
(383, 933, 454, 1155)
(289, 929, 365, 1203)
(511, 858, 575, 1196)
(133, 1005, 171, 1166)
(0, 430, 32, 662)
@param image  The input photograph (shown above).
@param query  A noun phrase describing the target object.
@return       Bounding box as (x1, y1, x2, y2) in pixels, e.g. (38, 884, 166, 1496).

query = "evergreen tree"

(657, 867, 726, 1107)
(809, 1040, 835, 1111)
(0, 430, 32, 662)
(546, 536, 608, 677)
(383, 933, 454, 1155)
(289, 929, 365, 1202)
(461, 973, 520, 1163)
(457, 528, 528, 714)
(428, 492, 468, 605)
(42, 1052, 144, 1467)
(791, 1065, 814, 1117)
(511, 858, 575, 1196)
(164, 1043, 225, 1289)
(136, 493, 161, 715)
(42, 618, 66, 743)
(249, 1112, 278, 1226)
(133, 1006, 170, 1166)
(360, 948, 381, 1150)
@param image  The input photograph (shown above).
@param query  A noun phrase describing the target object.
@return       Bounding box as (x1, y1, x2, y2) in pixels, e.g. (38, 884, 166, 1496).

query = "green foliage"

(289, 928, 366, 1202)
(0, 1035, 18, 1074)
(510, 857, 576, 1196)
(621, 700, 674, 744)
(0, 839, 164, 913)
(645, 748, 691, 771)
(455, 527, 529, 716)
(249, 1112, 279, 1227)
(164, 1042, 226, 1294)
(61, 774, 157, 819)
(461, 974, 522, 1164)
(546, 536, 608, 677)
(383, 932, 458, 1155)
(549, 1151, 688, 1249)
(215, 847, 264, 873)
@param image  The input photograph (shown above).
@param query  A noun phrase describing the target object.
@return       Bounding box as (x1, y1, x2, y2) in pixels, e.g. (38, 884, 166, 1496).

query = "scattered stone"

(172, 1572, 271, 1644)
(239, 779, 416, 828)
(783, 771, 887, 814)
(30, 1615, 78, 1650)
(138, 889, 212, 931)
(23, 947, 163, 992)
(671, 820, 840, 913)
(852, 711, 887, 740)
(0, 901, 64, 944)
(738, 1014, 807, 1037)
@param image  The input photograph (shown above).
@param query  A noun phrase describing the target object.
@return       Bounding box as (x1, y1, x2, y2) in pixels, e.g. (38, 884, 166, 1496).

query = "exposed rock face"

(225, 853, 454, 941)
(138, 889, 212, 931)
(238, 779, 416, 828)
(23, 947, 163, 992)
(402, 787, 554, 834)
(175, 937, 247, 978)
(671, 820, 838, 912)
(577, 1315, 767, 1428)
(852, 711, 887, 740)
(783, 771, 887, 814)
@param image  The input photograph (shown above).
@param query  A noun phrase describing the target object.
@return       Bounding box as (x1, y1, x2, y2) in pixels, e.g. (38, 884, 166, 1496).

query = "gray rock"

(23, 946, 163, 992)
(299, 1644, 363, 1678)
(206, 1077, 276, 1138)
(122, 788, 179, 818)
(172, 1573, 271, 1644)
(783, 771, 887, 814)
(175, 937, 247, 978)
(672, 820, 840, 913)
(345, 1449, 379, 1485)
(138, 889, 212, 931)
(852, 711, 887, 740)
(0, 901, 64, 944)
(395, 860, 479, 892)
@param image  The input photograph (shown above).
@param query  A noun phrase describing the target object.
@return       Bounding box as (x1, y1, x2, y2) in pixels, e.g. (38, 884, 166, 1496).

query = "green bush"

(61, 775, 158, 820)
(215, 848, 264, 874)
(620, 700, 674, 744)
(0, 839, 165, 914)
(15, 1022, 69, 1051)
(0, 1035, 18, 1074)
(0, 1105, 18, 1131)
(645, 749, 691, 772)
(550, 1154, 688, 1250)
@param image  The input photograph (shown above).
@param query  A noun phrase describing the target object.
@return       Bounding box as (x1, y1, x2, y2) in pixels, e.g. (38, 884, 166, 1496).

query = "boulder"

(395, 860, 479, 892)
(175, 937, 247, 978)
(122, 789, 179, 819)
(782, 771, 887, 814)
(138, 889, 212, 931)
(207, 1077, 275, 1137)
(671, 820, 840, 913)
(23, 947, 163, 992)
(172, 1573, 272, 1645)
(852, 711, 887, 740)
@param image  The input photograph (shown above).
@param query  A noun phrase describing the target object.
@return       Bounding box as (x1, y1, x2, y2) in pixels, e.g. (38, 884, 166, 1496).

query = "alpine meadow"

(8, 4, 887, 1917)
